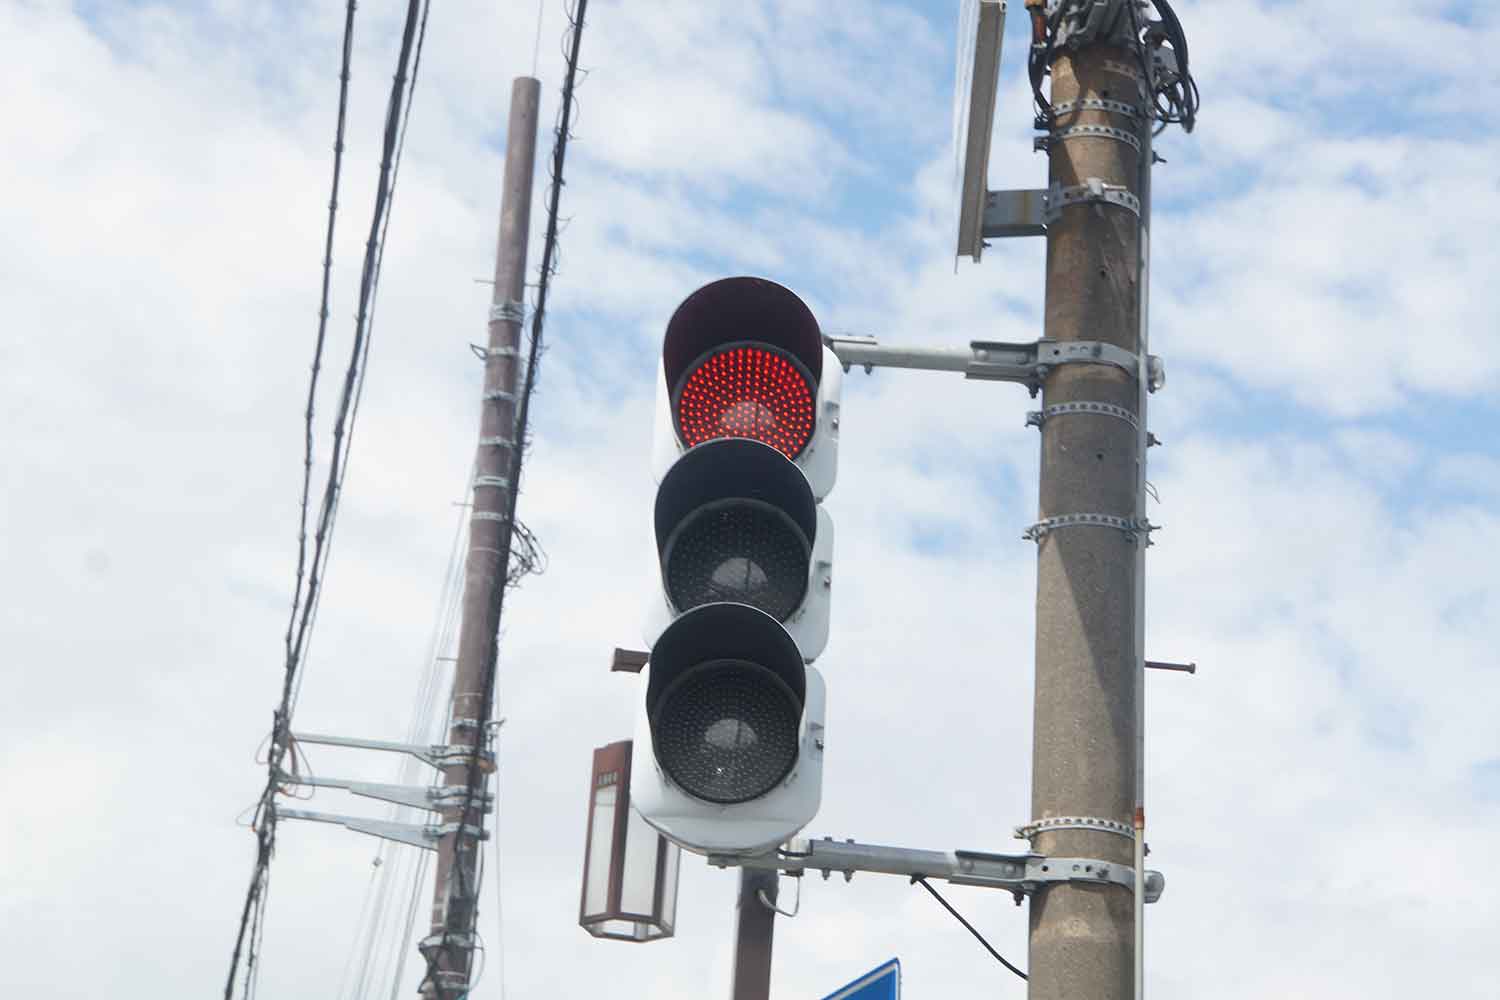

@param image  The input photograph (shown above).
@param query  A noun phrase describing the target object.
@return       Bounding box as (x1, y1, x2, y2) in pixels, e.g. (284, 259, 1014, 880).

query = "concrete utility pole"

(1027, 22, 1149, 1000)
(421, 76, 541, 999)
(731, 869, 779, 1000)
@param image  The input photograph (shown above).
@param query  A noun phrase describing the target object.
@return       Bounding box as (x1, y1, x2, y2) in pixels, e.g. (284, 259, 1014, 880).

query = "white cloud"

(3, 1, 1498, 999)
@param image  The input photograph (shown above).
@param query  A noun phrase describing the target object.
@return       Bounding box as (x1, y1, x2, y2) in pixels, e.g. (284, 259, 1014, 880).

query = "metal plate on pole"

(820, 958, 900, 1000)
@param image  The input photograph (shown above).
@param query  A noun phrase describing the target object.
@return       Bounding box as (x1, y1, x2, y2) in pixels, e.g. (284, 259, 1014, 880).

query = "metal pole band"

(472, 475, 511, 491)
(489, 300, 525, 324)
(483, 389, 516, 403)
(1023, 513, 1153, 544)
(1044, 179, 1141, 224)
(471, 511, 510, 524)
(477, 436, 514, 449)
(1050, 97, 1145, 120)
(1015, 816, 1136, 841)
(1044, 124, 1141, 153)
(1025, 401, 1139, 430)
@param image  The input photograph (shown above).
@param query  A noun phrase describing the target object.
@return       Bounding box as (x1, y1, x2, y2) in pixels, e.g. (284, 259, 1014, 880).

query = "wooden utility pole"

(420, 75, 541, 999)
(1027, 22, 1149, 1000)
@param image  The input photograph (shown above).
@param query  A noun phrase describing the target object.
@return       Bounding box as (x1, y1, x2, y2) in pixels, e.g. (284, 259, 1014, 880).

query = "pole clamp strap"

(483, 389, 516, 404)
(1050, 97, 1145, 120)
(478, 436, 514, 449)
(1015, 816, 1136, 842)
(489, 300, 525, 324)
(472, 475, 511, 492)
(1023, 513, 1157, 544)
(1044, 178, 1140, 224)
(471, 511, 510, 524)
(1026, 401, 1139, 430)
(1034, 339, 1141, 382)
(1035, 124, 1141, 154)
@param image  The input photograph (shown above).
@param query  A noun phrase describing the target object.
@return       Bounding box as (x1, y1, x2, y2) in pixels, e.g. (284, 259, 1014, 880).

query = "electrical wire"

(911, 876, 1028, 982)
(224, 2, 429, 995)
(1031, 0, 1200, 135)
(223, 4, 357, 995)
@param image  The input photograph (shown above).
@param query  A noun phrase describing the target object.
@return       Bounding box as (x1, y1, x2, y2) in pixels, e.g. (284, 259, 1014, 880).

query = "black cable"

(911, 876, 1028, 982)
(223, 6, 358, 993)
(418, 1, 589, 995)
(224, 2, 428, 995)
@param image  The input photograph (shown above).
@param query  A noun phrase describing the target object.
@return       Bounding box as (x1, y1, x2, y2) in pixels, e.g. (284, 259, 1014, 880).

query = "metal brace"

(712, 836, 1164, 904)
(489, 300, 525, 325)
(1016, 816, 1136, 842)
(272, 806, 489, 851)
(1026, 401, 1139, 430)
(478, 436, 514, 449)
(1043, 178, 1141, 224)
(471, 511, 510, 524)
(289, 731, 495, 772)
(1023, 512, 1156, 544)
(472, 475, 511, 491)
(1035, 124, 1142, 154)
(1051, 97, 1145, 120)
(483, 389, 516, 404)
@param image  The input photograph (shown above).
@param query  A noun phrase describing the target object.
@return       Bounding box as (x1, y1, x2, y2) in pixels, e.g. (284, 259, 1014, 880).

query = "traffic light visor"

(655, 439, 817, 622)
(663, 278, 823, 460)
(646, 603, 806, 805)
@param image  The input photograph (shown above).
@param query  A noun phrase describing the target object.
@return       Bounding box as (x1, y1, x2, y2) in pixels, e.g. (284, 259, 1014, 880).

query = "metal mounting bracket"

(1023, 513, 1157, 545)
(1035, 123, 1142, 155)
(1051, 97, 1145, 120)
(488, 300, 525, 324)
(1044, 178, 1141, 224)
(708, 835, 1163, 904)
(1015, 815, 1136, 842)
(274, 770, 491, 813)
(289, 731, 495, 772)
(1026, 401, 1139, 430)
(823, 334, 1148, 398)
(981, 179, 1139, 239)
(273, 805, 488, 851)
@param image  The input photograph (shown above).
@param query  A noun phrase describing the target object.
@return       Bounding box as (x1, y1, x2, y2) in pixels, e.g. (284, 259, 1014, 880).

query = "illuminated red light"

(675, 344, 816, 459)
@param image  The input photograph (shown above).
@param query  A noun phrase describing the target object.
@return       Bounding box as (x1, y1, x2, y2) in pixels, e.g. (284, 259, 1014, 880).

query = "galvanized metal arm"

(823, 333, 1162, 398)
(707, 835, 1164, 904)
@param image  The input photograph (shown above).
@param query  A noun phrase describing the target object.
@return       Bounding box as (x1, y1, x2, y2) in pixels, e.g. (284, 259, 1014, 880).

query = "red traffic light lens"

(674, 343, 817, 459)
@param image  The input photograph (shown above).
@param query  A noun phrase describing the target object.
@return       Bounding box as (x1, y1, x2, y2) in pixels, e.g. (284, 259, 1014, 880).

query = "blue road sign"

(820, 958, 900, 1000)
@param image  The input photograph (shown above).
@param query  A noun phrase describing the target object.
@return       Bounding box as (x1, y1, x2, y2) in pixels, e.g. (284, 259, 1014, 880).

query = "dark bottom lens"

(650, 659, 801, 804)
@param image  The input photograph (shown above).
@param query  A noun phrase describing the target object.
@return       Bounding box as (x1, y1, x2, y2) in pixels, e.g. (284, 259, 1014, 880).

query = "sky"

(3, 0, 1499, 997)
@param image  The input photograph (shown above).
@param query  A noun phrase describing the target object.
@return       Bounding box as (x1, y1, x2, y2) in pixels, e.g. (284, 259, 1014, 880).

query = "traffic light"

(631, 277, 841, 855)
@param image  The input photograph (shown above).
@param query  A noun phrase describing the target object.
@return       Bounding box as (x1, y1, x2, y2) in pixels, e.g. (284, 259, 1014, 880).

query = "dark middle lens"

(663, 503, 810, 621)
(652, 661, 801, 804)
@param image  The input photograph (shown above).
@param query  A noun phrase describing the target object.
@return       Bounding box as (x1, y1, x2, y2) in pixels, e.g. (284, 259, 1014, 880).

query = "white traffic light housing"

(632, 277, 838, 856)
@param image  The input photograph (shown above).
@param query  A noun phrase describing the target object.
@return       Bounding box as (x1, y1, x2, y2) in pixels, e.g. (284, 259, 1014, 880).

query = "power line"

(223, 4, 358, 995)
(225, 2, 430, 994)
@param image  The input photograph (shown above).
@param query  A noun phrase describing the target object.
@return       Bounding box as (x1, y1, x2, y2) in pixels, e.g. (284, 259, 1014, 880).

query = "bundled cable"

(1030, 0, 1200, 134)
